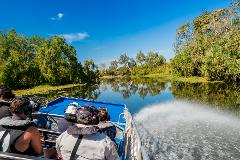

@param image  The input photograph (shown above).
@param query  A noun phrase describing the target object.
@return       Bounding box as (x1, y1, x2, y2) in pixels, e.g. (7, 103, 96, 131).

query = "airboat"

(0, 96, 148, 160)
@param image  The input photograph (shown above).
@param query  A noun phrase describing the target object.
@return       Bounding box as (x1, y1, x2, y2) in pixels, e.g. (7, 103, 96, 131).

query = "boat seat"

(38, 128, 61, 147)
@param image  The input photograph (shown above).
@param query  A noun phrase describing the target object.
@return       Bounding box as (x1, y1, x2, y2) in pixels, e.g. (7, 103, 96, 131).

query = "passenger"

(31, 100, 52, 129)
(56, 105, 119, 160)
(0, 97, 42, 156)
(98, 108, 117, 142)
(57, 102, 78, 133)
(0, 87, 15, 119)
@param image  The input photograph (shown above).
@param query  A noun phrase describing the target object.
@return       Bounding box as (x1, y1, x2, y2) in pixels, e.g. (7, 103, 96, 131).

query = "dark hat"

(76, 105, 99, 125)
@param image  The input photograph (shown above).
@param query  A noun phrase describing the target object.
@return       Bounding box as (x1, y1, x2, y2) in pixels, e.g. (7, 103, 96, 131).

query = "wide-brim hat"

(76, 105, 100, 125)
(75, 121, 113, 129)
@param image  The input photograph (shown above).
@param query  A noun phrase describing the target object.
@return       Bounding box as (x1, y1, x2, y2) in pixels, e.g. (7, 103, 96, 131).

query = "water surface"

(27, 77, 240, 160)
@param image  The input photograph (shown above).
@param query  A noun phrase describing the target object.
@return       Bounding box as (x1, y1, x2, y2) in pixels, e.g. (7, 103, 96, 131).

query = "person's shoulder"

(86, 132, 108, 142)
(94, 131, 107, 138)
(57, 130, 68, 141)
(21, 126, 40, 141)
(26, 126, 39, 134)
(95, 132, 114, 145)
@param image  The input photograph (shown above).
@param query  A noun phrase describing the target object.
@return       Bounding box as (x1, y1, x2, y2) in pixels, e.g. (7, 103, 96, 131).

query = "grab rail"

(0, 151, 43, 160)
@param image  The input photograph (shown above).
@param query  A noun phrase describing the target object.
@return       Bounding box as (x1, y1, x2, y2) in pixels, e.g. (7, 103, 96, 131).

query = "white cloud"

(50, 12, 64, 21)
(57, 13, 64, 19)
(60, 32, 89, 43)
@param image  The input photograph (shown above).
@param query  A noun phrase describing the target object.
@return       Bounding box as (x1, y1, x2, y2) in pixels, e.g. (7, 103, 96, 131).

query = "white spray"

(134, 100, 240, 160)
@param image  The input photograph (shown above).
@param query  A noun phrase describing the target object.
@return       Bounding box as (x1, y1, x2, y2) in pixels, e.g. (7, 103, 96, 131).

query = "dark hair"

(0, 87, 15, 99)
(76, 105, 99, 125)
(10, 97, 32, 115)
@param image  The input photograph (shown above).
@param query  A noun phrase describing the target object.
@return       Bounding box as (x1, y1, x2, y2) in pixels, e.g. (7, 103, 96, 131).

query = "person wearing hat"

(56, 105, 119, 160)
(0, 97, 42, 156)
(0, 87, 15, 119)
(57, 102, 79, 133)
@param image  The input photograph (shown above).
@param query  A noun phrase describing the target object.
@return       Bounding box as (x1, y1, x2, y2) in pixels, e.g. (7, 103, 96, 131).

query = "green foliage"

(118, 53, 130, 67)
(0, 30, 41, 88)
(0, 29, 99, 89)
(203, 29, 240, 81)
(171, 53, 195, 76)
(136, 51, 146, 65)
(14, 83, 100, 101)
(171, 2, 240, 82)
(82, 60, 99, 82)
(102, 51, 166, 76)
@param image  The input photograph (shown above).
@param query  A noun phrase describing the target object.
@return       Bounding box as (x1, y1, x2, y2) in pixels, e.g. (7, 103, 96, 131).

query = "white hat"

(65, 102, 78, 114)
(70, 102, 78, 107)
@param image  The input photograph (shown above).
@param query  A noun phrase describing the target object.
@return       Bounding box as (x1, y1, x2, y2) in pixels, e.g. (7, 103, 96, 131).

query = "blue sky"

(0, 0, 230, 64)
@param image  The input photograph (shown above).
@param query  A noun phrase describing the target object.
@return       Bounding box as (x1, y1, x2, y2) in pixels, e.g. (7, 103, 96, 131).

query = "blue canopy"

(39, 96, 126, 123)
(39, 96, 127, 159)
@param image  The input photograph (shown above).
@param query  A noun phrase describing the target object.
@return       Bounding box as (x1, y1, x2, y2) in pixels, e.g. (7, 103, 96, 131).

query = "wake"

(134, 101, 240, 160)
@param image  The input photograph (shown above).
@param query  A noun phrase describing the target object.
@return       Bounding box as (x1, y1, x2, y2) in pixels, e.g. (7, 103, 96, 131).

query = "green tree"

(110, 60, 118, 70)
(118, 53, 130, 67)
(83, 60, 99, 82)
(0, 29, 99, 89)
(0, 29, 40, 88)
(171, 2, 240, 82)
(136, 51, 146, 65)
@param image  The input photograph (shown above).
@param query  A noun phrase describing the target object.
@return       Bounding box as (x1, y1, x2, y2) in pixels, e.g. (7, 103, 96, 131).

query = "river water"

(29, 77, 240, 160)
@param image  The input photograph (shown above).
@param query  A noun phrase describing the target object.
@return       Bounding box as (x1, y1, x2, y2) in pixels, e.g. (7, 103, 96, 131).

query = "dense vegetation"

(101, 1, 240, 83)
(0, 30, 99, 89)
(15, 84, 100, 101)
(171, 0, 240, 82)
(100, 51, 167, 76)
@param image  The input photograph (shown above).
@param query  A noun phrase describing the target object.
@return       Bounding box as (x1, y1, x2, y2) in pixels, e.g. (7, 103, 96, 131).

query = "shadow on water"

(134, 101, 240, 160)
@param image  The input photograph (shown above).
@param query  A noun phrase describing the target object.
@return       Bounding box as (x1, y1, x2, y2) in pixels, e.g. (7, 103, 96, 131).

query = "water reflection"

(20, 77, 240, 113)
(101, 78, 166, 99)
(170, 82, 240, 113)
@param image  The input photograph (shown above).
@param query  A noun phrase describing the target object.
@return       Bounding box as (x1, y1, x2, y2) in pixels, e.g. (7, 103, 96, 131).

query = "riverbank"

(14, 84, 83, 96)
(14, 74, 221, 96)
(101, 74, 220, 83)
(142, 74, 209, 83)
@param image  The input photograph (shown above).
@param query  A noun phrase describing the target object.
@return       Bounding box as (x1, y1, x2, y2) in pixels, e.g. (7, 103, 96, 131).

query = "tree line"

(0, 29, 99, 89)
(100, 51, 167, 76)
(171, 0, 240, 82)
(1, 1, 239, 89)
(101, 0, 240, 83)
